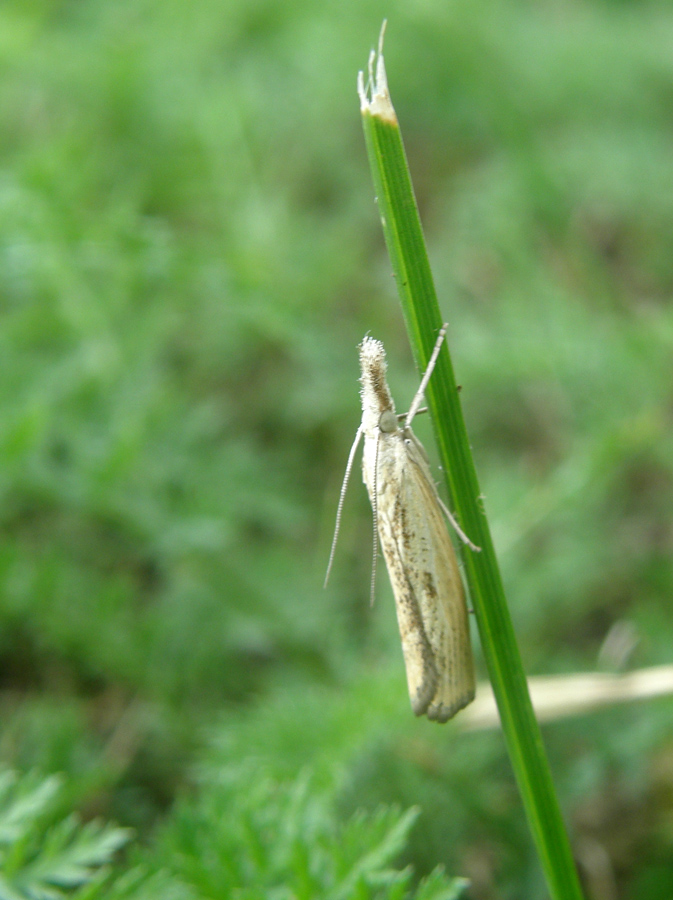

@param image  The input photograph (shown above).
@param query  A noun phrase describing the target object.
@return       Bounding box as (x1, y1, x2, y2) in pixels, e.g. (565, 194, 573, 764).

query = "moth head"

(359, 336, 396, 434)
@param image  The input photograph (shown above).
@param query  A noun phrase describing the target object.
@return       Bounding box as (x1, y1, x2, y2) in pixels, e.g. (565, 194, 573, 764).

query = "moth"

(325, 326, 476, 722)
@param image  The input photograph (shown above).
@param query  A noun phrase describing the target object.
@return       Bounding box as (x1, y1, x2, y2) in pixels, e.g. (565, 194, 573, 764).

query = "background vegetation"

(1, 0, 672, 898)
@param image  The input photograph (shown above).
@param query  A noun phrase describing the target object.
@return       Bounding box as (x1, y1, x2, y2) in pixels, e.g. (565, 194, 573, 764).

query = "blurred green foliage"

(1, 0, 672, 897)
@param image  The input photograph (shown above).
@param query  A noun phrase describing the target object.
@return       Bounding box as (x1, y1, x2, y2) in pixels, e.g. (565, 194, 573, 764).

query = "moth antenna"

(436, 495, 481, 553)
(324, 425, 364, 588)
(405, 323, 448, 427)
(369, 431, 381, 606)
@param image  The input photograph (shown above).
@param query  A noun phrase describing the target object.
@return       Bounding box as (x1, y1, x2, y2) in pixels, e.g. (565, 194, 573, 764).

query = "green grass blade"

(358, 28, 584, 900)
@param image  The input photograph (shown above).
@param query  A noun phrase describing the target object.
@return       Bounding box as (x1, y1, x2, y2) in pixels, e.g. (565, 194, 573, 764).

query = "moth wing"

(384, 561, 438, 717)
(398, 435, 476, 721)
(368, 444, 438, 717)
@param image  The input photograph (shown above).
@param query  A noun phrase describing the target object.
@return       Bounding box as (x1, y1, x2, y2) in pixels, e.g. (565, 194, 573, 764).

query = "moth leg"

(436, 495, 481, 553)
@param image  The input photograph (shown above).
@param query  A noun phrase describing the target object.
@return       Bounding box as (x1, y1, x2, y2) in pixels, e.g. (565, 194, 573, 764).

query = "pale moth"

(326, 326, 477, 722)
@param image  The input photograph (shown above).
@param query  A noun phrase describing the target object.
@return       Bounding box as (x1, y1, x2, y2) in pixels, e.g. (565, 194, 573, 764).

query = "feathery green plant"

(0, 765, 470, 900)
(0, 769, 133, 899)
(158, 765, 469, 900)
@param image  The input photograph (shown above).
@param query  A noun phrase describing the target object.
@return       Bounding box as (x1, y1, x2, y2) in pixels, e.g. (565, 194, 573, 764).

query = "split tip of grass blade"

(357, 20, 397, 123)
